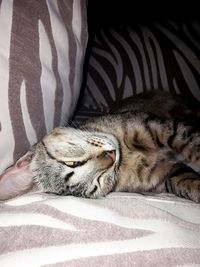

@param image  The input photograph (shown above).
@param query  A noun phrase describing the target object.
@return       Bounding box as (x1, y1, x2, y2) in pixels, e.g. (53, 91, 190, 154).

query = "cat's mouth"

(87, 153, 120, 198)
(67, 176, 117, 198)
(60, 150, 119, 199)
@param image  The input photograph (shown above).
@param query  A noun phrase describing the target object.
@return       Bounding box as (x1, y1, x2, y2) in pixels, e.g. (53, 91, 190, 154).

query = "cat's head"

(31, 127, 120, 198)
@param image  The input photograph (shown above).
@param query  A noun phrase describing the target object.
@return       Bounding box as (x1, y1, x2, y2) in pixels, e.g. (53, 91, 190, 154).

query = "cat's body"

(1, 91, 200, 202)
(30, 91, 200, 202)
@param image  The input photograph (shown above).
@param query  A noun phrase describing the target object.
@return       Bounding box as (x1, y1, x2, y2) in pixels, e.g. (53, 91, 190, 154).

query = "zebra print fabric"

(76, 20, 200, 119)
(1, 192, 200, 266)
(0, 0, 88, 174)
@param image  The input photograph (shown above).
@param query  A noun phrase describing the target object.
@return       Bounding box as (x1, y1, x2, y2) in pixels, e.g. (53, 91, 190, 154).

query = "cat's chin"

(93, 174, 118, 198)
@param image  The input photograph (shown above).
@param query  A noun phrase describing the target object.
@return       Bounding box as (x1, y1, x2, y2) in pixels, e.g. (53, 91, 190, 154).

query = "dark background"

(87, 1, 199, 34)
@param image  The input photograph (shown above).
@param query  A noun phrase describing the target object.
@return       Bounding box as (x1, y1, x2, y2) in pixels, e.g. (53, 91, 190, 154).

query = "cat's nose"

(106, 150, 116, 162)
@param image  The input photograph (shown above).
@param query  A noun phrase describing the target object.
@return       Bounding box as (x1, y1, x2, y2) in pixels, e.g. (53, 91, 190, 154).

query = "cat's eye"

(64, 161, 86, 168)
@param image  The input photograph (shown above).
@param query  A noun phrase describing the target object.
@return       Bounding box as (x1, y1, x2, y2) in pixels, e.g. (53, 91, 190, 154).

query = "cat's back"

(110, 90, 197, 119)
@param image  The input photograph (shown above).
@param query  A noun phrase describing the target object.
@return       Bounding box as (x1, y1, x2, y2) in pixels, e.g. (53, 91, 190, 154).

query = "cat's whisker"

(70, 120, 80, 129)
(73, 128, 90, 140)
(64, 119, 92, 141)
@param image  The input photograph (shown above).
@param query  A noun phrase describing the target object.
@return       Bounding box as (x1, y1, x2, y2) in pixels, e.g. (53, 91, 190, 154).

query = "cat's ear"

(0, 151, 34, 201)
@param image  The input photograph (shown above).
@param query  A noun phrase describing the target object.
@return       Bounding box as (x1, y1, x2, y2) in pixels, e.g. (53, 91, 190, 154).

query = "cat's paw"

(176, 179, 200, 203)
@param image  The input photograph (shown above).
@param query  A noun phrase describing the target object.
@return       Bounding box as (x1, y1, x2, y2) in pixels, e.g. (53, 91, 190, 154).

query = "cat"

(1, 91, 200, 202)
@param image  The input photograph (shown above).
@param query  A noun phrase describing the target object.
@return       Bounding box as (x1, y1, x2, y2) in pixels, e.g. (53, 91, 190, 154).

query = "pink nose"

(106, 150, 116, 162)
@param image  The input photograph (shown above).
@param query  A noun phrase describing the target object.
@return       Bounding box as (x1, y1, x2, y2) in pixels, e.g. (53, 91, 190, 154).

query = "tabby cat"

(30, 91, 200, 203)
(1, 91, 200, 202)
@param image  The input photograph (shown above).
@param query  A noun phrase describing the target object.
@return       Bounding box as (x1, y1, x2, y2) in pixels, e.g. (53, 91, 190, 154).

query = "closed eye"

(42, 141, 88, 168)
(64, 160, 87, 168)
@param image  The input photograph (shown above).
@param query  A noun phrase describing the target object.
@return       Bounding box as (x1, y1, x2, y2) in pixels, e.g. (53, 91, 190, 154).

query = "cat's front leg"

(144, 114, 200, 167)
(166, 163, 200, 203)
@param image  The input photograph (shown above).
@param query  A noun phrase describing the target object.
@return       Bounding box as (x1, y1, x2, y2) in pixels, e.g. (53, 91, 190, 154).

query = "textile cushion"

(0, 0, 88, 174)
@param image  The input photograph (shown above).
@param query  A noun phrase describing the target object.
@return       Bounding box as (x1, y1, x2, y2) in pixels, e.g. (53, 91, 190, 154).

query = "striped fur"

(32, 92, 200, 202)
(32, 127, 120, 198)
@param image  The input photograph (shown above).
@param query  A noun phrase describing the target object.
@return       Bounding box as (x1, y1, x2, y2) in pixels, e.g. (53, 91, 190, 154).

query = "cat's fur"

(30, 91, 200, 202)
(1, 91, 200, 202)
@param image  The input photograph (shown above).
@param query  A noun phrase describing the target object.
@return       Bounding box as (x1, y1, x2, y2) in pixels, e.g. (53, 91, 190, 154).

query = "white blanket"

(1, 192, 200, 267)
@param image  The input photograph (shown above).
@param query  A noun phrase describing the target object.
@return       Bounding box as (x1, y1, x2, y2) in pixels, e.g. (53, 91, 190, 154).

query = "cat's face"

(31, 127, 120, 198)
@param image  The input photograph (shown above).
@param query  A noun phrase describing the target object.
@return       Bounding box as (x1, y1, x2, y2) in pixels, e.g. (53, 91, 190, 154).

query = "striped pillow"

(0, 0, 88, 174)
(76, 20, 200, 119)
